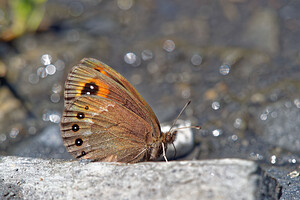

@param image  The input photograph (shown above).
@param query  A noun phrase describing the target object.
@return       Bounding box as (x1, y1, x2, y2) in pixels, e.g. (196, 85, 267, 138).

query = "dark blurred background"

(0, 0, 300, 172)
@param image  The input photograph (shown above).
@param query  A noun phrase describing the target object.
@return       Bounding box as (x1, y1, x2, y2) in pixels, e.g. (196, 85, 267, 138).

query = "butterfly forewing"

(64, 58, 161, 137)
(61, 96, 154, 163)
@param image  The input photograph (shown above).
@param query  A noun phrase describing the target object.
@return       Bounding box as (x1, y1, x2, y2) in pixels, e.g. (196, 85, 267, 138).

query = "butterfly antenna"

(172, 126, 201, 131)
(168, 100, 191, 133)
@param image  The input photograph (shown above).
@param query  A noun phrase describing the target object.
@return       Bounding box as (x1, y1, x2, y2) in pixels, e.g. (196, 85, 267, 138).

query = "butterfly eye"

(72, 124, 80, 132)
(77, 112, 85, 119)
(75, 138, 83, 146)
(81, 82, 99, 95)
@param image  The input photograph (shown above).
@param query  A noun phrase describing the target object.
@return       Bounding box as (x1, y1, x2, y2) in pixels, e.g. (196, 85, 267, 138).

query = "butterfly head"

(164, 130, 177, 144)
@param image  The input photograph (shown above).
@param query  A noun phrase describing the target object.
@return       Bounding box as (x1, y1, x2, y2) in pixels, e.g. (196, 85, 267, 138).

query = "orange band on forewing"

(85, 59, 110, 78)
(97, 87, 110, 98)
(93, 78, 109, 89)
(75, 78, 110, 98)
(95, 66, 109, 78)
(100, 69, 109, 77)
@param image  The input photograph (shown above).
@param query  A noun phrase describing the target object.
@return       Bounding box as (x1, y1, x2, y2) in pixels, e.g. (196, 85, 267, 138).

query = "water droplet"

(50, 93, 60, 103)
(212, 129, 222, 137)
(165, 73, 177, 83)
(41, 54, 52, 65)
(231, 134, 238, 141)
(250, 152, 263, 160)
(285, 101, 292, 108)
(42, 112, 50, 121)
(132, 56, 141, 67)
(52, 83, 62, 93)
(124, 52, 137, 64)
(9, 128, 19, 138)
(294, 99, 300, 108)
(181, 87, 191, 99)
(37, 67, 48, 78)
(28, 73, 39, 84)
(49, 113, 61, 123)
(233, 118, 242, 129)
(0, 134, 6, 142)
(288, 158, 297, 164)
(191, 54, 202, 66)
(130, 74, 142, 85)
(54, 60, 65, 71)
(212, 101, 220, 110)
(28, 126, 37, 135)
(141, 49, 153, 61)
(117, 0, 133, 10)
(271, 111, 277, 118)
(163, 40, 175, 52)
(45, 64, 56, 75)
(147, 62, 159, 74)
(219, 64, 230, 75)
(180, 72, 191, 82)
(270, 155, 277, 164)
(260, 113, 268, 121)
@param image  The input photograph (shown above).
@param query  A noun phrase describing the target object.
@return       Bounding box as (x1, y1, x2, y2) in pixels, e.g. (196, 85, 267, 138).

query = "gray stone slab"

(0, 156, 266, 200)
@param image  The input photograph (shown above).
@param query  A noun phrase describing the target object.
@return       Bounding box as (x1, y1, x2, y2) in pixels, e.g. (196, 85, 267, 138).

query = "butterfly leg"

(161, 142, 168, 163)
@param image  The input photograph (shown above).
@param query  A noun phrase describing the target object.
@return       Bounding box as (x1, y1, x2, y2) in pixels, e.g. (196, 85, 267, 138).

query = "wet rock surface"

(0, 0, 300, 199)
(0, 156, 270, 200)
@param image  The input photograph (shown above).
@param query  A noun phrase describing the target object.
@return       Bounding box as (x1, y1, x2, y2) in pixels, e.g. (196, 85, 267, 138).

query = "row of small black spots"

(75, 138, 83, 146)
(74, 134, 84, 157)
(72, 110, 88, 146)
(72, 107, 90, 157)
(77, 112, 85, 119)
(78, 151, 86, 157)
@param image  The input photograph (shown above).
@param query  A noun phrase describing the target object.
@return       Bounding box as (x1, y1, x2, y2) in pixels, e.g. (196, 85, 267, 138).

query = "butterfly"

(60, 58, 198, 163)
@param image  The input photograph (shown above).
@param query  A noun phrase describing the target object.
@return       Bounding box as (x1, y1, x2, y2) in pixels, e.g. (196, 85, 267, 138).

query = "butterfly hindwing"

(61, 96, 154, 163)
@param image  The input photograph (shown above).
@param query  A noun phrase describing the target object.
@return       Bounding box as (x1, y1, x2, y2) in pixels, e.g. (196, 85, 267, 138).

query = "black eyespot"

(81, 151, 86, 156)
(85, 106, 89, 110)
(72, 124, 79, 132)
(77, 112, 85, 119)
(81, 82, 99, 95)
(75, 138, 83, 146)
(95, 68, 100, 72)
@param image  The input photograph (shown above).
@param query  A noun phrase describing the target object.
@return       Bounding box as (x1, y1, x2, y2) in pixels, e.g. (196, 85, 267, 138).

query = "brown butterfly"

(60, 58, 198, 163)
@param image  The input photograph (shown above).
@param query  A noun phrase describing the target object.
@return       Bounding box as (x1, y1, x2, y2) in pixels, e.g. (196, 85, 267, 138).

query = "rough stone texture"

(0, 156, 270, 200)
(265, 167, 300, 200)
